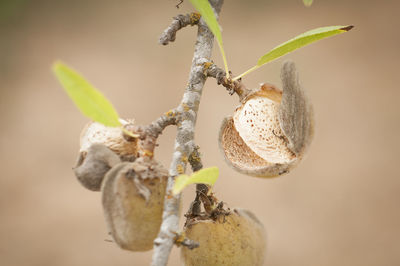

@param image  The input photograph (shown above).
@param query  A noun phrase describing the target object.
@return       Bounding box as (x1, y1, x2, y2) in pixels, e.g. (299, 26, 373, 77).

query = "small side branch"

(205, 63, 251, 100)
(174, 232, 199, 250)
(159, 13, 201, 45)
(147, 108, 180, 138)
(178, 238, 199, 250)
(175, 0, 184, 9)
(123, 109, 180, 158)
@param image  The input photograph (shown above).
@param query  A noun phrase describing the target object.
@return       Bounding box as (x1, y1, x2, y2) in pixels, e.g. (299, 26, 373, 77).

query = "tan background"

(1, 0, 399, 265)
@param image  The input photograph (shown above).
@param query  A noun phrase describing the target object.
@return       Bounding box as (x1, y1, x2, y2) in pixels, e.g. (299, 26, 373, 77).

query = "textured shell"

(80, 120, 138, 157)
(101, 158, 168, 251)
(181, 208, 266, 266)
(219, 61, 314, 177)
(233, 87, 296, 164)
(219, 117, 297, 177)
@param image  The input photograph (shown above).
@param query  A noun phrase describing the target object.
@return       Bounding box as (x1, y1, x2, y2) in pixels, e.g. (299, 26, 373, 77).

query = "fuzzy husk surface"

(101, 158, 168, 251)
(181, 208, 266, 266)
(74, 143, 121, 191)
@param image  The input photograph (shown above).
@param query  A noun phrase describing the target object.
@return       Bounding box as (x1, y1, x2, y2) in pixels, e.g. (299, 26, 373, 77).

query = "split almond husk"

(74, 119, 138, 191)
(219, 61, 314, 177)
(80, 119, 138, 159)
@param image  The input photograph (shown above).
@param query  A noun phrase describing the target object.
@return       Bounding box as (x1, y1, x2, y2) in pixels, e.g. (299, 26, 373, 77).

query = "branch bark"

(123, 109, 179, 158)
(205, 63, 251, 100)
(151, 1, 224, 265)
(159, 13, 201, 45)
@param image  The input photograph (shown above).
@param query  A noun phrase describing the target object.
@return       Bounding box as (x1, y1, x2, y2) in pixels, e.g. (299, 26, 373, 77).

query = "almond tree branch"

(178, 238, 200, 249)
(151, 1, 224, 265)
(159, 12, 201, 45)
(147, 108, 180, 138)
(123, 109, 180, 158)
(174, 232, 200, 250)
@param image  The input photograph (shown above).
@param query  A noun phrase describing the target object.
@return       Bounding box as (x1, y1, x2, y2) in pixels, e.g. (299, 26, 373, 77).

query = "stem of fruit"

(205, 62, 251, 101)
(151, 1, 224, 265)
(187, 146, 213, 216)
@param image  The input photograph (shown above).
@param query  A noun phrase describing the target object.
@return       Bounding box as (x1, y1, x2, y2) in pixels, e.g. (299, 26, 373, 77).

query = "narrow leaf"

(233, 25, 353, 80)
(173, 167, 219, 195)
(53, 62, 121, 127)
(188, 0, 229, 76)
(257, 25, 353, 66)
(303, 0, 313, 7)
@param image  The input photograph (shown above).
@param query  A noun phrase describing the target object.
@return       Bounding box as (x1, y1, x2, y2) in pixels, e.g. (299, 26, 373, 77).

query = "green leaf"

(303, 0, 313, 7)
(233, 25, 353, 80)
(173, 167, 219, 195)
(53, 62, 121, 127)
(257, 25, 353, 66)
(188, 0, 229, 76)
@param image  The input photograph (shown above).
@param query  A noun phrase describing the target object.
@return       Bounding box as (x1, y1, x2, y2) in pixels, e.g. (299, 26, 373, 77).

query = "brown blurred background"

(1, 0, 399, 265)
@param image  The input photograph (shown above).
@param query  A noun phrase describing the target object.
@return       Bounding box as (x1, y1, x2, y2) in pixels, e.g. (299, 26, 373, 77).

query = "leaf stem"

(218, 42, 230, 79)
(232, 65, 259, 81)
(121, 127, 140, 138)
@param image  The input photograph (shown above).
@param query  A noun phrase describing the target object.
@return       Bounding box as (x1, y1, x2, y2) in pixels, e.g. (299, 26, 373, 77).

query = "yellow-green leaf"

(303, 0, 313, 7)
(257, 25, 353, 66)
(233, 25, 353, 80)
(188, 0, 229, 76)
(53, 62, 121, 127)
(173, 167, 219, 195)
